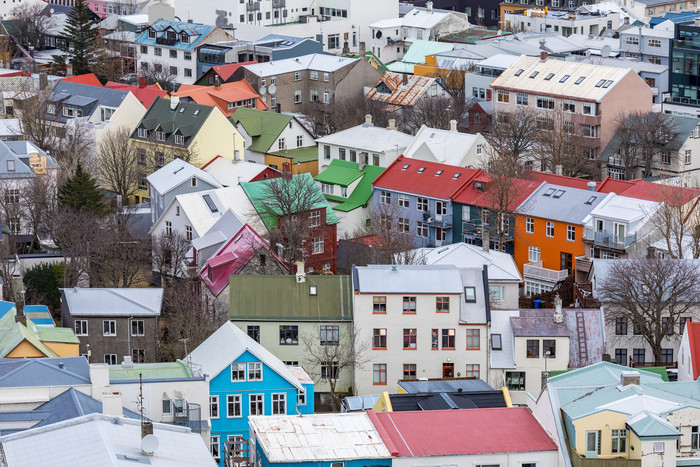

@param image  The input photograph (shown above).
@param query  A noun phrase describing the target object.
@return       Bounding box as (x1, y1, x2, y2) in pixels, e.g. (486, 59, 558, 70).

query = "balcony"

(387, 37, 405, 45)
(665, 95, 700, 108)
(524, 261, 568, 284)
(155, 36, 177, 46)
(423, 211, 452, 228)
(575, 255, 592, 275)
(462, 220, 513, 241)
(246, 1, 260, 10)
(172, 401, 202, 433)
(272, 0, 285, 7)
(583, 228, 636, 250)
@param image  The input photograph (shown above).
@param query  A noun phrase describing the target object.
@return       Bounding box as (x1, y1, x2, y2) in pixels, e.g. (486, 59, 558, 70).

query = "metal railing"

(583, 228, 636, 249)
(155, 36, 177, 46)
(172, 401, 202, 433)
(524, 261, 568, 283)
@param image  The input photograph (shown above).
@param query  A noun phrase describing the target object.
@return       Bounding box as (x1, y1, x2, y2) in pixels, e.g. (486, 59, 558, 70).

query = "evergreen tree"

(56, 0, 98, 75)
(58, 163, 110, 216)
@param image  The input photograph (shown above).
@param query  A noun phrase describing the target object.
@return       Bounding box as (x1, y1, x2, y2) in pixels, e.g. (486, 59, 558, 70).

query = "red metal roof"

(104, 81, 168, 108)
(596, 176, 638, 194)
(372, 156, 481, 200)
(526, 170, 598, 190)
(208, 61, 257, 82)
(687, 320, 700, 380)
(175, 80, 267, 116)
(60, 73, 102, 87)
(452, 175, 542, 209)
(368, 407, 557, 457)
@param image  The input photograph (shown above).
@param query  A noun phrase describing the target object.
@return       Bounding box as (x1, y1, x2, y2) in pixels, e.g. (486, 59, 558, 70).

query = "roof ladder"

(576, 311, 588, 363)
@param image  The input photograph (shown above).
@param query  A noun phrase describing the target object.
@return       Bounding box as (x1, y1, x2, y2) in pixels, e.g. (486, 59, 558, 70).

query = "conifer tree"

(58, 163, 110, 216)
(56, 0, 98, 75)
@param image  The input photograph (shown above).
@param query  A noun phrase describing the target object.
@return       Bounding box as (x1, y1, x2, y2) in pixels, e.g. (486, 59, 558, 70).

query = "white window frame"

(379, 190, 391, 205)
(398, 193, 409, 208)
(131, 320, 145, 336)
(248, 362, 263, 381)
(103, 320, 116, 336)
(271, 393, 286, 415)
(231, 362, 246, 381)
(312, 236, 324, 254)
(75, 320, 88, 336)
(546, 221, 554, 238)
(249, 393, 264, 415)
(567, 225, 575, 242)
(209, 395, 219, 419)
(226, 394, 242, 418)
(529, 246, 541, 262)
(210, 435, 220, 460)
(526, 217, 534, 233)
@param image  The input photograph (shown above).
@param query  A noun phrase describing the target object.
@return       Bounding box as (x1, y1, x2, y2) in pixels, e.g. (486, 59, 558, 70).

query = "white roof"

(490, 309, 520, 369)
(0, 413, 217, 467)
(568, 55, 667, 74)
(598, 391, 683, 416)
(583, 193, 659, 232)
(187, 321, 303, 390)
(242, 54, 358, 77)
(0, 118, 21, 136)
(287, 366, 314, 385)
(315, 124, 413, 154)
(146, 158, 222, 196)
(408, 243, 522, 282)
(476, 54, 520, 70)
(201, 158, 277, 187)
(619, 26, 674, 39)
(403, 125, 482, 166)
(250, 412, 391, 462)
(492, 55, 634, 102)
(60, 288, 163, 317)
(354, 265, 464, 294)
(371, 8, 457, 29)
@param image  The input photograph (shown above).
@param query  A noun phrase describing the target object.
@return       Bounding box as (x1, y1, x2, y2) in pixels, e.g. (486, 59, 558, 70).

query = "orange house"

(513, 182, 605, 297)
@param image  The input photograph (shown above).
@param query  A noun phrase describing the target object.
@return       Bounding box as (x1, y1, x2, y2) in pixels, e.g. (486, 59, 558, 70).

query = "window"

(298, 389, 306, 406)
(615, 348, 627, 366)
(323, 91, 330, 104)
(210, 436, 220, 460)
(526, 217, 534, 233)
(249, 394, 264, 415)
(104, 354, 117, 365)
(546, 221, 554, 237)
(373, 296, 387, 313)
(208, 396, 219, 419)
(516, 92, 528, 106)
(403, 296, 416, 314)
(693, 426, 700, 449)
(497, 90, 509, 103)
(373, 364, 387, 385)
(312, 236, 324, 254)
(527, 339, 540, 358)
(184, 51, 191, 60)
(398, 194, 409, 208)
(465, 364, 480, 378)
(492, 334, 503, 350)
(231, 362, 246, 381)
(528, 246, 541, 262)
(321, 361, 339, 380)
(403, 364, 416, 380)
(506, 371, 526, 390)
(543, 339, 556, 358)
(103, 320, 116, 336)
(373, 328, 387, 349)
(633, 348, 645, 364)
(648, 39, 661, 48)
(626, 36, 639, 45)
(169, 49, 177, 58)
(436, 296, 450, 312)
(616, 317, 628, 335)
(489, 286, 505, 301)
(431, 329, 439, 349)
(567, 225, 575, 241)
(320, 325, 339, 346)
(653, 442, 664, 453)
(248, 362, 262, 381)
(309, 211, 321, 227)
(398, 217, 409, 233)
(185, 225, 193, 241)
(132, 349, 145, 364)
(293, 89, 302, 104)
(416, 197, 428, 211)
(75, 320, 88, 336)
(574, 76, 586, 85)
(687, 150, 692, 165)
(416, 221, 428, 237)
(174, 134, 184, 145)
(310, 71, 318, 80)
(137, 128, 147, 138)
(403, 328, 417, 349)
(611, 429, 627, 453)
(278, 138, 286, 150)
(328, 34, 340, 49)
(466, 329, 480, 350)
(663, 317, 674, 336)
(154, 47, 162, 57)
(464, 287, 477, 303)
(271, 393, 286, 415)
(536, 96, 555, 109)
(280, 325, 298, 345)
(296, 135, 303, 147)
(131, 320, 144, 336)
(662, 348, 674, 363)
(442, 329, 455, 349)
(379, 190, 393, 205)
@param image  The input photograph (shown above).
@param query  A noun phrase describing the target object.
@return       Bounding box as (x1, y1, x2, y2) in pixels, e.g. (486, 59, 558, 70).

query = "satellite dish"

(601, 45, 611, 58)
(259, 85, 267, 95)
(49, 8, 54, 13)
(497, 29, 503, 35)
(141, 434, 159, 455)
(268, 84, 277, 94)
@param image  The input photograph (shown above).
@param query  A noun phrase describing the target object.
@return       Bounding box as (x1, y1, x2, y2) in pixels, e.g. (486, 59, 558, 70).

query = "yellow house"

(0, 307, 79, 358)
(265, 147, 319, 177)
(130, 96, 246, 203)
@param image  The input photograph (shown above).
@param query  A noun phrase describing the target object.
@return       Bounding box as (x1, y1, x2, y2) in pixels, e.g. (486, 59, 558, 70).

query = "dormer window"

(137, 127, 147, 138)
(148, 29, 155, 39)
(475, 181, 485, 191)
(181, 33, 189, 43)
(174, 134, 185, 145)
(155, 130, 166, 142)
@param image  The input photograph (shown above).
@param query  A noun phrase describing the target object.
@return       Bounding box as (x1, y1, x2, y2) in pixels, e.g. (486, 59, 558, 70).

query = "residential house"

(678, 319, 700, 380)
(175, 81, 267, 117)
(499, 0, 601, 29)
(265, 147, 320, 177)
(234, 54, 383, 113)
(228, 273, 354, 400)
(194, 62, 256, 87)
(369, 7, 469, 64)
(59, 288, 163, 365)
(406, 242, 523, 309)
(372, 157, 481, 248)
(0, 306, 79, 358)
(491, 54, 653, 168)
(404, 123, 489, 168)
(396, 376, 499, 393)
(365, 72, 450, 109)
(200, 156, 280, 186)
(241, 173, 339, 273)
(0, 413, 217, 466)
(384, 39, 455, 75)
(503, 8, 621, 36)
(186, 321, 314, 466)
(315, 116, 413, 173)
(146, 158, 223, 225)
(130, 97, 245, 202)
(104, 78, 169, 108)
(369, 408, 559, 466)
(620, 0, 697, 23)
(230, 108, 315, 165)
(190, 209, 246, 271)
(249, 413, 392, 467)
(405, 0, 501, 27)
(352, 264, 490, 396)
(315, 159, 384, 237)
(619, 26, 673, 66)
(135, 19, 233, 86)
(514, 182, 606, 297)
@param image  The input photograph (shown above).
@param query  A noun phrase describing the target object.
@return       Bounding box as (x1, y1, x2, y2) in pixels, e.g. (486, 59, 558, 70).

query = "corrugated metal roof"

(201, 157, 279, 187)
(398, 378, 494, 393)
(315, 124, 413, 154)
(366, 72, 440, 107)
(516, 182, 607, 224)
(242, 54, 358, 77)
(146, 158, 222, 196)
(59, 288, 162, 317)
(0, 357, 90, 388)
(354, 265, 464, 294)
(403, 125, 482, 166)
(109, 360, 194, 382)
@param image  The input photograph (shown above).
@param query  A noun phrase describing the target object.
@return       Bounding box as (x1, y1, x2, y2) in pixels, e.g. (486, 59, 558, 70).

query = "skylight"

(595, 79, 606, 87)
(418, 167, 426, 173)
(529, 71, 539, 79)
(193, 109, 200, 116)
(585, 196, 597, 205)
(514, 69, 524, 76)
(543, 188, 556, 197)
(453, 173, 461, 179)
(544, 73, 555, 80)
(435, 170, 443, 176)
(602, 80, 613, 88)
(179, 107, 185, 113)
(574, 76, 586, 85)
(202, 194, 218, 213)
(402, 164, 410, 170)
(559, 75, 570, 83)
(553, 190, 565, 199)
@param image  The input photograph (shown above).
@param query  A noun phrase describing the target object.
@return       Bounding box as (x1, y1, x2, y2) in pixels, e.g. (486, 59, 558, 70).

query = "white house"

(403, 123, 489, 168)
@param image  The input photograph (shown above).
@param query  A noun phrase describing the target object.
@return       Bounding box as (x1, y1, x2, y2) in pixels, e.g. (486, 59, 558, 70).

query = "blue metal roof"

(0, 301, 15, 318)
(649, 11, 700, 25)
(135, 19, 216, 51)
(32, 388, 142, 429)
(0, 357, 90, 388)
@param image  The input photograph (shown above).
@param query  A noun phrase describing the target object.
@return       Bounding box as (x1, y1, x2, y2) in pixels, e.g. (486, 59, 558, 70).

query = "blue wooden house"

(187, 321, 314, 466)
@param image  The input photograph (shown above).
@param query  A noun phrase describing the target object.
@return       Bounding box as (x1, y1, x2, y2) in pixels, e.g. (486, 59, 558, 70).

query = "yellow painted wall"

(573, 410, 628, 458)
(6, 340, 50, 358)
(43, 341, 79, 357)
(264, 155, 319, 177)
(629, 431, 642, 460)
(372, 392, 393, 412)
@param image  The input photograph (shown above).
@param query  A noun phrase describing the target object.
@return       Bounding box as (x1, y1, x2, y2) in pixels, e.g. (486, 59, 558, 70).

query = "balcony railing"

(583, 228, 636, 250)
(630, 361, 677, 369)
(387, 37, 405, 45)
(462, 220, 513, 240)
(524, 261, 568, 284)
(272, 0, 285, 7)
(665, 94, 700, 108)
(155, 36, 177, 46)
(423, 211, 452, 228)
(172, 401, 202, 433)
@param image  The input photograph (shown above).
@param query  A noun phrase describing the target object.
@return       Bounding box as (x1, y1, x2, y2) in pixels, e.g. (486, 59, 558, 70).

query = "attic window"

(475, 181, 485, 191)
(464, 286, 477, 303)
(543, 188, 556, 197)
(6, 160, 14, 171)
(559, 74, 570, 83)
(574, 76, 586, 85)
(602, 80, 613, 88)
(595, 79, 606, 87)
(491, 333, 502, 350)
(402, 164, 410, 170)
(585, 196, 597, 205)
(202, 194, 218, 213)
(514, 68, 524, 76)
(453, 172, 461, 179)
(234, 233, 243, 243)
(553, 190, 565, 198)
(148, 29, 155, 38)
(529, 71, 539, 79)
(193, 109, 200, 116)
(179, 107, 185, 113)
(191, 177, 197, 187)
(417, 167, 426, 173)
(309, 285, 318, 296)
(435, 170, 443, 176)
(544, 73, 555, 80)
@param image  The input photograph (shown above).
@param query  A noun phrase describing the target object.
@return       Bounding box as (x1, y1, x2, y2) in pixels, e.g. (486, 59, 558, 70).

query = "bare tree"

(301, 325, 368, 412)
(151, 230, 191, 287)
(9, 3, 56, 50)
(21, 175, 57, 252)
(0, 237, 19, 300)
(139, 61, 177, 91)
(50, 207, 104, 287)
(96, 126, 139, 202)
(485, 106, 540, 170)
(535, 106, 597, 178)
(642, 182, 700, 259)
(301, 95, 396, 137)
(599, 258, 700, 362)
(403, 95, 466, 134)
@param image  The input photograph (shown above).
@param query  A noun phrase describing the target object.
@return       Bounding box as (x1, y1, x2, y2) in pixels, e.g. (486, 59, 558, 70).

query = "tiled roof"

(366, 72, 440, 107)
(175, 80, 267, 117)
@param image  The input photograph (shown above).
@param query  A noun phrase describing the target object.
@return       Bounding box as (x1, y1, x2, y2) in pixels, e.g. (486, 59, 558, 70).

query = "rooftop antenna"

(180, 338, 190, 364)
(138, 372, 144, 430)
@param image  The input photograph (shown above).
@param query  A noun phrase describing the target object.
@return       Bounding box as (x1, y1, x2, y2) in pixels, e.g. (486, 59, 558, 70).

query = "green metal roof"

(628, 411, 680, 439)
(229, 275, 353, 321)
(402, 40, 454, 65)
(315, 159, 384, 213)
(0, 309, 59, 358)
(230, 108, 292, 153)
(550, 366, 669, 381)
(241, 173, 340, 228)
(109, 360, 194, 381)
(268, 146, 319, 164)
(35, 325, 80, 344)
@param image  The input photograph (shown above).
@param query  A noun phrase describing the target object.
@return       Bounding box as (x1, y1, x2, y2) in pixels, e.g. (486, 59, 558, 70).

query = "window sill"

(403, 347, 417, 350)
(442, 347, 456, 351)
(466, 347, 480, 351)
(372, 347, 387, 351)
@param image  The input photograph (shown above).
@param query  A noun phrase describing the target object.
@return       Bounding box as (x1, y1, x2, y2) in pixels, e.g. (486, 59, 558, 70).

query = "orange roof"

(60, 73, 102, 87)
(175, 81, 267, 117)
(104, 81, 168, 108)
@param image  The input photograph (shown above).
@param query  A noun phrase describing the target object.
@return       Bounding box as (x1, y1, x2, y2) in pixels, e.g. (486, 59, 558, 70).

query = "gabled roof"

(515, 182, 607, 224)
(135, 19, 218, 51)
(132, 97, 214, 146)
(366, 72, 441, 107)
(397, 378, 494, 393)
(315, 159, 384, 212)
(51, 81, 130, 120)
(242, 53, 358, 77)
(0, 308, 59, 358)
(198, 61, 257, 83)
(23, 305, 55, 327)
(526, 170, 599, 190)
(104, 81, 168, 108)
(372, 156, 480, 200)
(627, 411, 680, 438)
(59, 73, 102, 87)
(387, 391, 508, 411)
(368, 407, 557, 457)
(59, 288, 163, 317)
(354, 264, 464, 294)
(0, 140, 37, 179)
(596, 177, 700, 206)
(452, 175, 542, 211)
(403, 125, 482, 166)
(186, 321, 303, 389)
(230, 108, 294, 153)
(315, 123, 413, 155)
(146, 158, 222, 196)
(176, 81, 267, 117)
(201, 156, 280, 186)
(582, 193, 659, 230)
(0, 357, 90, 388)
(407, 243, 522, 282)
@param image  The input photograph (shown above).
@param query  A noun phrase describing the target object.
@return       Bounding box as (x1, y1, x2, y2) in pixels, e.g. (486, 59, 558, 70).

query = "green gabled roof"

(269, 146, 318, 163)
(241, 173, 340, 228)
(549, 366, 669, 382)
(315, 159, 384, 213)
(628, 411, 680, 438)
(132, 97, 213, 146)
(229, 275, 353, 321)
(230, 108, 292, 153)
(0, 309, 59, 358)
(109, 360, 194, 381)
(35, 325, 80, 344)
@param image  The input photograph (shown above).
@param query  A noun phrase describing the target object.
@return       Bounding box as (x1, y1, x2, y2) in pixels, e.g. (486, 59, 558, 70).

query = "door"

(561, 252, 573, 273)
(585, 430, 600, 458)
(442, 363, 454, 378)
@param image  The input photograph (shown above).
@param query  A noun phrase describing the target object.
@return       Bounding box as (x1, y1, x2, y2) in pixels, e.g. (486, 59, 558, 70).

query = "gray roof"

(315, 124, 413, 154)
(190, 209, 244, 252)
(516, 182, 606, 224)
(490, 310, 520, 369)
(50, 80, 130, 121)
(353, 264, 464, 294)
(408, 243, 522, 282)
(59, 288, 163, 317)
(0, 357, 90, 388)
(146, 158, 222, 196)
(0, 140, 36, 179)
(511, 314, 571, 337)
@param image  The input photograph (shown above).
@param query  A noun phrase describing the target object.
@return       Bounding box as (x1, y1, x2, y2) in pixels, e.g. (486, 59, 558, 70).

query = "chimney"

(553, 294, 563, 323)
(39, 73, 47, 91)
(402, 73, 408, 86)
(121, 356, 134, 368)
(555, 164, 562, 175)
(387, 118, 397, 130)
(187, 18, 193, 23)
(141, 421, 154, 438)
(295, 260, 306, 283)
(89, 363, 110, 399)
(587, 181, 596, 192)
(170, 95, 180, 110)
(364, 114, 373, 126)
(449, 119, 458, 132)
(426, 0, 433, 12)
(58, 362, 64, 369)
(15, 314, 26, 325)
(418, 377, 429, 393)
(540, 50, 548, 61)
(139, 76, 146, 88)
(482, 224, 489, 252)
(620, 371, 641, 386)
(102, 392, 123, 416)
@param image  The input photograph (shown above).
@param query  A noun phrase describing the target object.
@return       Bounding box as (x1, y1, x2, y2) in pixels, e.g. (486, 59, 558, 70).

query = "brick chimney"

(540, 50, 548, 61)
(139, 76, 146, 88)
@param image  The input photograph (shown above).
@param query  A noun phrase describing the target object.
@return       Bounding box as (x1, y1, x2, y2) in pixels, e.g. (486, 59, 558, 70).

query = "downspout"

(482, 264, 491, 382)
